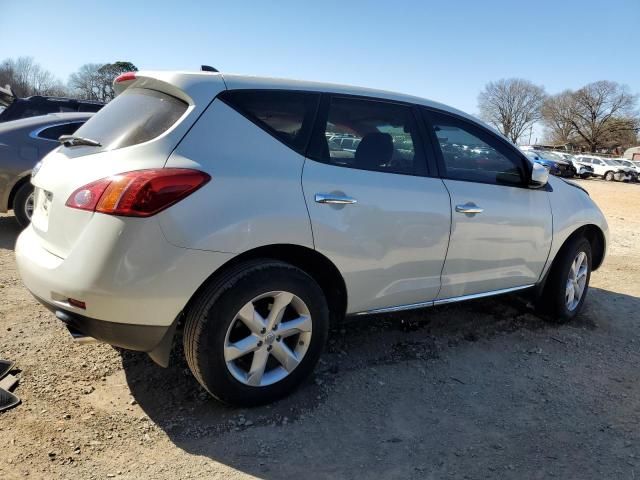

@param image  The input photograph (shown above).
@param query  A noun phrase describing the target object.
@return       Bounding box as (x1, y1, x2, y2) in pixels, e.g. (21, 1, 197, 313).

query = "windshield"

(603, 159, 618, 166)
(69, 87, 188, 152)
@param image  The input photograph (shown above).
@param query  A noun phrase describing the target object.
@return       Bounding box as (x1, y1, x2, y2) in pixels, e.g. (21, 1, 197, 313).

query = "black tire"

(13, 182, 34, 228)
(539, 237, 592, 323)
(580, 173, 591, 179)
(604, 171, 614, 181)
(183, 259, 329, 406)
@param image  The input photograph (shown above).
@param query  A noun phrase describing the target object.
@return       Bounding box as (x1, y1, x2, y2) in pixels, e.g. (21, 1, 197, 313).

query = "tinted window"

(426, 111, 525, 185)
(37, 122, 85, 140)
(69, 88, 187, 152)
(78, 103, 103, 113)
(310, 96, 425, 175)
(21, 103, 59, 119)
(221, 90, 319, 153)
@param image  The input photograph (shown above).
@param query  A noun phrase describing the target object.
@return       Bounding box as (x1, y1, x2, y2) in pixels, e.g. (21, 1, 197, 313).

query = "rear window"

(220, 90, 319, 154)
(69, 88, 187, 151)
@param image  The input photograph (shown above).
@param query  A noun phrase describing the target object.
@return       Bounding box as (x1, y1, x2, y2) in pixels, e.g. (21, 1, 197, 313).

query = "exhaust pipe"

(55, 310, 99, 344)
(67, 327, 99, 344)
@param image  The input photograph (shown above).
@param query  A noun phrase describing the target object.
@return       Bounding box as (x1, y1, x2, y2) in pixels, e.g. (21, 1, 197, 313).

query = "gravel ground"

(1, 179, 639, 480)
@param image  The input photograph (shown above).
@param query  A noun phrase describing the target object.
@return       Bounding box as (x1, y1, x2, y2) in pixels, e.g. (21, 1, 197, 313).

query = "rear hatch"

(29, 71, 226, 258)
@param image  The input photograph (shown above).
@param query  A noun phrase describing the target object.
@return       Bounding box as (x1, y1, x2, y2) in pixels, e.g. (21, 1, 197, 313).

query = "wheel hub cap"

(223, 291, 312, 387)
(565, 251, 588, 311)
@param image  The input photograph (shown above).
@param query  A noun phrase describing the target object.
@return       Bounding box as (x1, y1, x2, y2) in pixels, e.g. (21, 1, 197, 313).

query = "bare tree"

(68, 64, 105, 101)
(543, 81, 639, 152)
(68, 61, 138, 102)
(568, 81, 637, 152)
(478, 78, 546, 143)
(0, 56, 67, 97)
(541, 90, 575, 144)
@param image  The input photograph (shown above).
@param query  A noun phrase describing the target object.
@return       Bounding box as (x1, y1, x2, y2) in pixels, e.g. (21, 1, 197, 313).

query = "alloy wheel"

(223, 291, 312, 387)
(24, 192, 35, 220)
(565, 251, 588, 311)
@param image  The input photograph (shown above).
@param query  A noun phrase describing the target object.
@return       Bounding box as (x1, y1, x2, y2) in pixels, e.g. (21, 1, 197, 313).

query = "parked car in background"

(16, 71, 608, 406)
(0, 85, 103, 123)
(0, 112, 93, 226)
(578, 155, 632, 182)
(613, 159, 640, 180)
(523, 150, 576, 177)
(575, 155, 631, 182)
(538, 150, 593, 179)
(549, 152, 594, 179)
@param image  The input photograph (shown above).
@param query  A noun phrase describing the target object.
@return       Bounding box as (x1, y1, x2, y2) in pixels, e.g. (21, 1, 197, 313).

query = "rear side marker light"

(68, 298, 86, 310)
(66, 169, 211, 217)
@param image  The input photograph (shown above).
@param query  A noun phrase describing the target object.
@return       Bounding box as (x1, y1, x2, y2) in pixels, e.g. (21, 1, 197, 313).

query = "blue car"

(523, 151, 576, 178)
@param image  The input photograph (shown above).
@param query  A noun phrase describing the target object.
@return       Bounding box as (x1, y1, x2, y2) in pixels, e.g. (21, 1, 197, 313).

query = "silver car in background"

(0, 112, 92, 226)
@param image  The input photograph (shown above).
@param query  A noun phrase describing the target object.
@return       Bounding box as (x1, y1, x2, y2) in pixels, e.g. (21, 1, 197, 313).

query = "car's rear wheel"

(13, 182, 34, 228)
(540, 237, 592, 323)
(604, 171, 615, 181)
(183, 259, 329, 406)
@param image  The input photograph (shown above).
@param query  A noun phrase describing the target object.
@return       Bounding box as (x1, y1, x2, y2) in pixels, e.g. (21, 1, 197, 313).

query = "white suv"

(16, 71, 609, 405)
(576, 155, 632, 181)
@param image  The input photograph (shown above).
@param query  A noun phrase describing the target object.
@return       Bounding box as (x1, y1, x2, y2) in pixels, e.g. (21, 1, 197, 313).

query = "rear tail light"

(66, 169, 210, 217)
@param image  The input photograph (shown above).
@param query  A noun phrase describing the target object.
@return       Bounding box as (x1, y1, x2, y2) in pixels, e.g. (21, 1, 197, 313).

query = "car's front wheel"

(540, 237, 592, 322)
(183, 259, 329, 406)
(13, 182, 34, 228)
(604, 171, 615, 181)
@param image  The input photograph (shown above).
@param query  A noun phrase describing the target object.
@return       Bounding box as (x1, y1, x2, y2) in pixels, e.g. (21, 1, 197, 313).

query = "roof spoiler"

(201, 65, 219, 73)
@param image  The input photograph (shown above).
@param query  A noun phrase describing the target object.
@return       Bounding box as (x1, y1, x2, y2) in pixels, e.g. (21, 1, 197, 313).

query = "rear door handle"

(315, 193, 358, 205)
(455, 202, 483, 214)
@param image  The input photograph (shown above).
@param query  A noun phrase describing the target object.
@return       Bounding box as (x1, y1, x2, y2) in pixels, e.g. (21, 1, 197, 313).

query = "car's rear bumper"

(15, 217, 235, 331)
(34, 293, 170, 352)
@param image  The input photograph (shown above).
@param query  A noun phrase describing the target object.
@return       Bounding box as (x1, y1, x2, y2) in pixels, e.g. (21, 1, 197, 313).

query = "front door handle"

(455, 202, 483, 215)
(315, 193, 358, 205)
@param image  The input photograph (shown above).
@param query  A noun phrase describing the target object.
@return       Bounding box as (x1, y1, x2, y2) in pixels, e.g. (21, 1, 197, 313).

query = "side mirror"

(530, 162, 549, 188)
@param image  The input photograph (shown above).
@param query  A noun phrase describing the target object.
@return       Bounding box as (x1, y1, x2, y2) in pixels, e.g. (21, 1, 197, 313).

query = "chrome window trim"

(29, 121, 85, 143)
(351, 284, 535, 316)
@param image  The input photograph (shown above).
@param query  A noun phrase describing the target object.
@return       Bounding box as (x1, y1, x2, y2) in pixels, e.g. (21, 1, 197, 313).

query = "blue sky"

(2, 0, 639, 137)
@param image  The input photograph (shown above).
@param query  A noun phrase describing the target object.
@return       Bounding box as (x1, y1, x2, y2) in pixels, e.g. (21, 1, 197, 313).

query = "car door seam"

(435, 178, 454, 300)
(537, 191, 555, 284)
(299, 156, 317, 249)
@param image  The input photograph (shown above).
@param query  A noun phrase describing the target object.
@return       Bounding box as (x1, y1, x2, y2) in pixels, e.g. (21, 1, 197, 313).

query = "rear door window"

(308, 96, 427, 176)
(220, 90, 320, 154)
(68, 88, 188, 152)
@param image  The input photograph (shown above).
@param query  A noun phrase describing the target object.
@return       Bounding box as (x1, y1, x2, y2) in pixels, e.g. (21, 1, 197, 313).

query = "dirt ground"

(1, 179, 639, 480)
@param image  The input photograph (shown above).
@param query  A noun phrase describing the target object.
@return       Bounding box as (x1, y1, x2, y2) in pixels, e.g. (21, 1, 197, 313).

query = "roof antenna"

(201, 65, 219, 73)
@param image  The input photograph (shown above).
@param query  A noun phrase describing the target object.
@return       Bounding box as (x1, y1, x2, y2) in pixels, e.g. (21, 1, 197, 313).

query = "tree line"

(0, 57, 137, 103)
(478, 78, 639, 152)
(2, 57, 637, 152)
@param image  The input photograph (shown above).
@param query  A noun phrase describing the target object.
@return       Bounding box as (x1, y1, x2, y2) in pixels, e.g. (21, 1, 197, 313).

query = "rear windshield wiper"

(59, 135, 102, 147)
